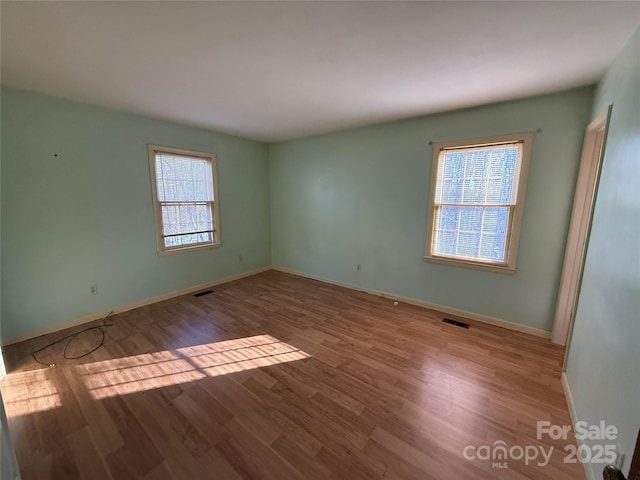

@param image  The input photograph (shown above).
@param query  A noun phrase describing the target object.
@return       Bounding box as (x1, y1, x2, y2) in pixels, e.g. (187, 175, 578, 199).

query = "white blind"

(432, 142, 523, 263)
(154, 152, 215, 249)
(155, 153, 214, 202)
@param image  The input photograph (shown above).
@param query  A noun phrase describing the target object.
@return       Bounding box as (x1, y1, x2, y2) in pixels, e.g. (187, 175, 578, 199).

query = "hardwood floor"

(0, 271, 585, 479)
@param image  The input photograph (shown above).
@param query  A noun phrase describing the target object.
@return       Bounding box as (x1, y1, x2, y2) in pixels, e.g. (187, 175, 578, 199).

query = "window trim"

(424, 132, 533, 274)
(148, 145, 221, 256)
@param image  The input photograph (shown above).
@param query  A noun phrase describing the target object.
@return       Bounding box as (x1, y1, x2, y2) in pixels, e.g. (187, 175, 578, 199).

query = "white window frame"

(148, 145, 221, 256)
(424, 133, 533, 274)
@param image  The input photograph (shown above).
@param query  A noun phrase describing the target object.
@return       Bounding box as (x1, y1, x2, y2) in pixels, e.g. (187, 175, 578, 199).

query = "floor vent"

(442, 318, 470, 329)
(194, 290, 214, 297)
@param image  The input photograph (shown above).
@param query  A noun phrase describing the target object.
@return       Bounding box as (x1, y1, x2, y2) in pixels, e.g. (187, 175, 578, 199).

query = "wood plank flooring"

(0, 271, 585, 479)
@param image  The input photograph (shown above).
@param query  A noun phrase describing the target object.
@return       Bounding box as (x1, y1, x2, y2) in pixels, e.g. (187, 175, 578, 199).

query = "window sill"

(158, 242, 222, 257)
(423, 255, 516, 275)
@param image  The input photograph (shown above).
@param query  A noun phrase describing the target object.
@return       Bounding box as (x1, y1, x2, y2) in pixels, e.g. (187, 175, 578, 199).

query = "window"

(148, 145, 220, 255)
(425, 133, 532, 274)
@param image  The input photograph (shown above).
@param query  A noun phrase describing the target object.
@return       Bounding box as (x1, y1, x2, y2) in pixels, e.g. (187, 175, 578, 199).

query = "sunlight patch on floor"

(80, 335, 310, 399)
(2, 369, 62, 417)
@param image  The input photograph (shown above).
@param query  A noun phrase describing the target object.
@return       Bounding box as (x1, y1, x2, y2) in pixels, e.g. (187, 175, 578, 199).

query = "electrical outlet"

(89, 284, 98, 295)
(356, 264, 361, 272)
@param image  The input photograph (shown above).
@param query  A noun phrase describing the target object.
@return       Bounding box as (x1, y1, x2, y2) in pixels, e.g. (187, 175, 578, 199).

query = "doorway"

(552, 106, 612, 346)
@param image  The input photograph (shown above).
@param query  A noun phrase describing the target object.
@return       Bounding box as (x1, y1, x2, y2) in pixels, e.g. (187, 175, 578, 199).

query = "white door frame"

(551, 106, 612, 346)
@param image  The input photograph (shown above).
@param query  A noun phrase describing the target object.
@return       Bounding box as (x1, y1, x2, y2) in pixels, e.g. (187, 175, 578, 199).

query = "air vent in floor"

(442, 318, 470, 329)
(194, 290, 214, 297)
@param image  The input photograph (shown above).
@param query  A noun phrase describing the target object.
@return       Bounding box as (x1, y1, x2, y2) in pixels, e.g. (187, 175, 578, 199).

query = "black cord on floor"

(31, 312, 114, 367)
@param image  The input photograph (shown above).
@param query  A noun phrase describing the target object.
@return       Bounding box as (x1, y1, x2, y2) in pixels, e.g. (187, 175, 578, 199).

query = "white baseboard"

(1, 266, 272, 346)
(562, 373, 593, 480)
(562, 372, 579, 427)
(3, 263, 551, 345)
(272, 265, 551, 338)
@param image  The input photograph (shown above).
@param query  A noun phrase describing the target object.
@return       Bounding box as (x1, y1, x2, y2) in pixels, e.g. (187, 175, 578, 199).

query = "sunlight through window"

(3, 369, 62, 417)
(80, 335, 310, 399)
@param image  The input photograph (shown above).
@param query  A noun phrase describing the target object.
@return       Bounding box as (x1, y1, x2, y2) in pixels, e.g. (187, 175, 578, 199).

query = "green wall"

(565, 27, 640, 480)
(1, 87, 271, 342)
(270, 88, 593, 332)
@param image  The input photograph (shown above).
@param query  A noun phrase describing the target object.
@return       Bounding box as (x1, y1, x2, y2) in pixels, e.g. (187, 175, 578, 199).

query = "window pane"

(441, 179, 463, 203)
(438, 205, 460, 231)
(161, 202, 213, 241)
(456, 232, 480, 258)
(439, 144, 519, 205)
(155, 153, 214, 202)
(481, 207, 509, 235)
(461, 178, 486, 205)
(443, 153, 465, 179)
(458, 206, 483, 232)
(479, 233, 507, 262)
(434, 229, 456, 256)
(433, 205, 510, 263)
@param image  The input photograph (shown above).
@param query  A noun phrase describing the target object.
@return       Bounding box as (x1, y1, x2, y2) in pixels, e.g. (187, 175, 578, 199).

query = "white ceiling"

(2, 1, 639, 142)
